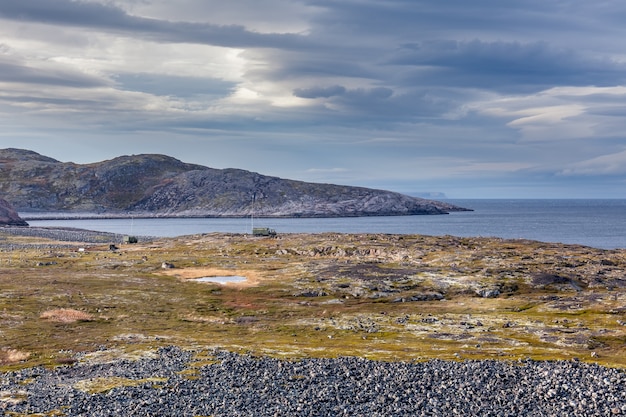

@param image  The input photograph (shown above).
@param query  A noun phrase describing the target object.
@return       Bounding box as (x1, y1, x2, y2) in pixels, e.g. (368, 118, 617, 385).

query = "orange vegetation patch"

(40, 308, 94, 323)
(0, 349, 30, 365)
(159, 267, 261, 288)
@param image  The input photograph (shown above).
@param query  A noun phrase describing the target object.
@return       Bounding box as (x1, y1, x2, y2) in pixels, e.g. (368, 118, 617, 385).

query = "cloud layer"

(0, 0, 625, 197)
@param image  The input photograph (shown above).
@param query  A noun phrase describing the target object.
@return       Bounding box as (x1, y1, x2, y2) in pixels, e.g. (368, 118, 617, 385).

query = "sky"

(0, 1, 625, 198)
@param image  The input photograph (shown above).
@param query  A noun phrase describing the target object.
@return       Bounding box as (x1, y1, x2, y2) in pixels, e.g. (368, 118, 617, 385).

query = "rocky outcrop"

(0, 148, 470, 218)
(0, 197, 28, 226)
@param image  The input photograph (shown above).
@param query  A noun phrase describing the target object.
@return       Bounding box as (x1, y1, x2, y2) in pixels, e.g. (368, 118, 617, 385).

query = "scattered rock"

(392, 292, 444, 302)
(294, 290, 328, 297)
(476, 288, 501, 298)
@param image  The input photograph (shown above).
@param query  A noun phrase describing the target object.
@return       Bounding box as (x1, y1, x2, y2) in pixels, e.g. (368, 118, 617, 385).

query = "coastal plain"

(1, 229, 625, 370)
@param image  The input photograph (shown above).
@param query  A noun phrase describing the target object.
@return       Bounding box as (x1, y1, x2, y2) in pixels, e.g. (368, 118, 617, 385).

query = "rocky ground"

(2, 346, 625, 416)
(1, 227, 625, 415)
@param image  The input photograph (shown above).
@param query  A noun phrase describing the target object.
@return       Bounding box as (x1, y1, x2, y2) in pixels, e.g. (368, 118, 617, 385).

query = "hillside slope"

(0, 148, 468, 217)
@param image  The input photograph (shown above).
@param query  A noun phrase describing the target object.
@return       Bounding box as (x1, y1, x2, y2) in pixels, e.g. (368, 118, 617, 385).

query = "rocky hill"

(0, 148, 468, 218)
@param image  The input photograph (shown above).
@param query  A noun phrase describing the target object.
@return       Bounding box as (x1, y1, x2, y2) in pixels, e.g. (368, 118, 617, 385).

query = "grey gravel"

(0, 226, 154, 249)
(1, 346, 625, 416)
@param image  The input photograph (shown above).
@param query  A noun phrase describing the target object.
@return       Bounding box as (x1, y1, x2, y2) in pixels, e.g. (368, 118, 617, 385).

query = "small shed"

(123, 235, 138, 244)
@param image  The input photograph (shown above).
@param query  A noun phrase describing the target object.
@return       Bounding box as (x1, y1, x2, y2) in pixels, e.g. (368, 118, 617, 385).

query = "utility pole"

(251, 191, 256, 234)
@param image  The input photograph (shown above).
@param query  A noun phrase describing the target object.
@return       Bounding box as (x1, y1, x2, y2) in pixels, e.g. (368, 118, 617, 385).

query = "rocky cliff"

(0, 197, 28, 226)
(0, 148, 469, 218)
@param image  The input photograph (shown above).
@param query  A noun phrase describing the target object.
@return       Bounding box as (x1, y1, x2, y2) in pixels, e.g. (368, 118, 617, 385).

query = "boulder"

(0, 198, 28, 226)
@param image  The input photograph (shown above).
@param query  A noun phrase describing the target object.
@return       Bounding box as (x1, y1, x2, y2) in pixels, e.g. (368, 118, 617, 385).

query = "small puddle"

(190, 276, 247, 284)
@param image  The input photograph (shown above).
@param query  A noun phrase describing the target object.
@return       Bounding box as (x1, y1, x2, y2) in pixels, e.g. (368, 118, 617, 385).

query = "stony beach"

(1, 346, 625, 416)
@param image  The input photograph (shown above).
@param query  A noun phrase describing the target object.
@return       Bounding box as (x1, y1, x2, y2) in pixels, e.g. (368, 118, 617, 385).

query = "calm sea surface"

(24, 199, 626, 250)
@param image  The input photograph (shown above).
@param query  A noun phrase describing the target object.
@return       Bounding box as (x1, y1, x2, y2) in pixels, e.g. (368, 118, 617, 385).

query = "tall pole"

(251, 192, 256, 234)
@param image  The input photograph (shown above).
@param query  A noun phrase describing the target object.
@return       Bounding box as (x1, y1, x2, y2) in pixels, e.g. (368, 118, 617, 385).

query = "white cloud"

(559, 149, 626, 176)
(474, 85, 626, 142)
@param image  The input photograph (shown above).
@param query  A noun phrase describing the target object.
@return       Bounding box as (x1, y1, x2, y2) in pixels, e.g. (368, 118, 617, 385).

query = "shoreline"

(19, 212, 459, 221)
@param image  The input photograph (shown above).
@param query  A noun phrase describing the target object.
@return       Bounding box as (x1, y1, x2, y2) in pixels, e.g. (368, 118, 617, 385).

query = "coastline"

(20, 199, 626, 249)
(19, 211, 458, 221)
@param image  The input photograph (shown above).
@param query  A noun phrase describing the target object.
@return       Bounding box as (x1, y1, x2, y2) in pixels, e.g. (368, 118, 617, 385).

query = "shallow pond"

(190, 276, 246, 284)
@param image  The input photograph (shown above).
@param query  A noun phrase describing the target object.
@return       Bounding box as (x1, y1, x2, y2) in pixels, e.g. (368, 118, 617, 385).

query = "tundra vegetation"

(0, 230, 625, 371)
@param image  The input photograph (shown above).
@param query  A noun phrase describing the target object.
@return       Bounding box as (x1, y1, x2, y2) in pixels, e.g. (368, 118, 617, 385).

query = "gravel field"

(1, 346, 625, 416)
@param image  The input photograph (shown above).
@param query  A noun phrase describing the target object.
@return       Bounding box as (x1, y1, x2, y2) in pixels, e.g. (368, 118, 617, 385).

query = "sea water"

(23, 199, 626, 250)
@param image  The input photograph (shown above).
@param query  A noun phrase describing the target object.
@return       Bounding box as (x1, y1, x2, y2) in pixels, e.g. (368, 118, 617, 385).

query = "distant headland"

(0, 148, 470, 219)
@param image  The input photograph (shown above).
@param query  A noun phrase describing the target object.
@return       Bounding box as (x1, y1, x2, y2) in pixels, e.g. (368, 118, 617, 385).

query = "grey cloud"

(586, 106, 626, 117)
(0, 57, 106, 88)
(307, 0, 622, 41)
(244, 48, 380, 81)
(1, 0, 626, 198)
(293, 87, 458, 124)
(291, 86, 394, 112)
(114, 73, 235, 98)
(293, 86, 396, 110)
(342, 87, 393, 101)
(0, 0, 309, 49)
(293, 85, 346, 98)
(0, 0, 129, 25)
(0, 95, 106, 108)
(389, 40, 626, 93)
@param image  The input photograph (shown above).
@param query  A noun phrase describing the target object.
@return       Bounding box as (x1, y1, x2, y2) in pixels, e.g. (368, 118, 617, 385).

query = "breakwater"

(0, 226, 153, 247)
